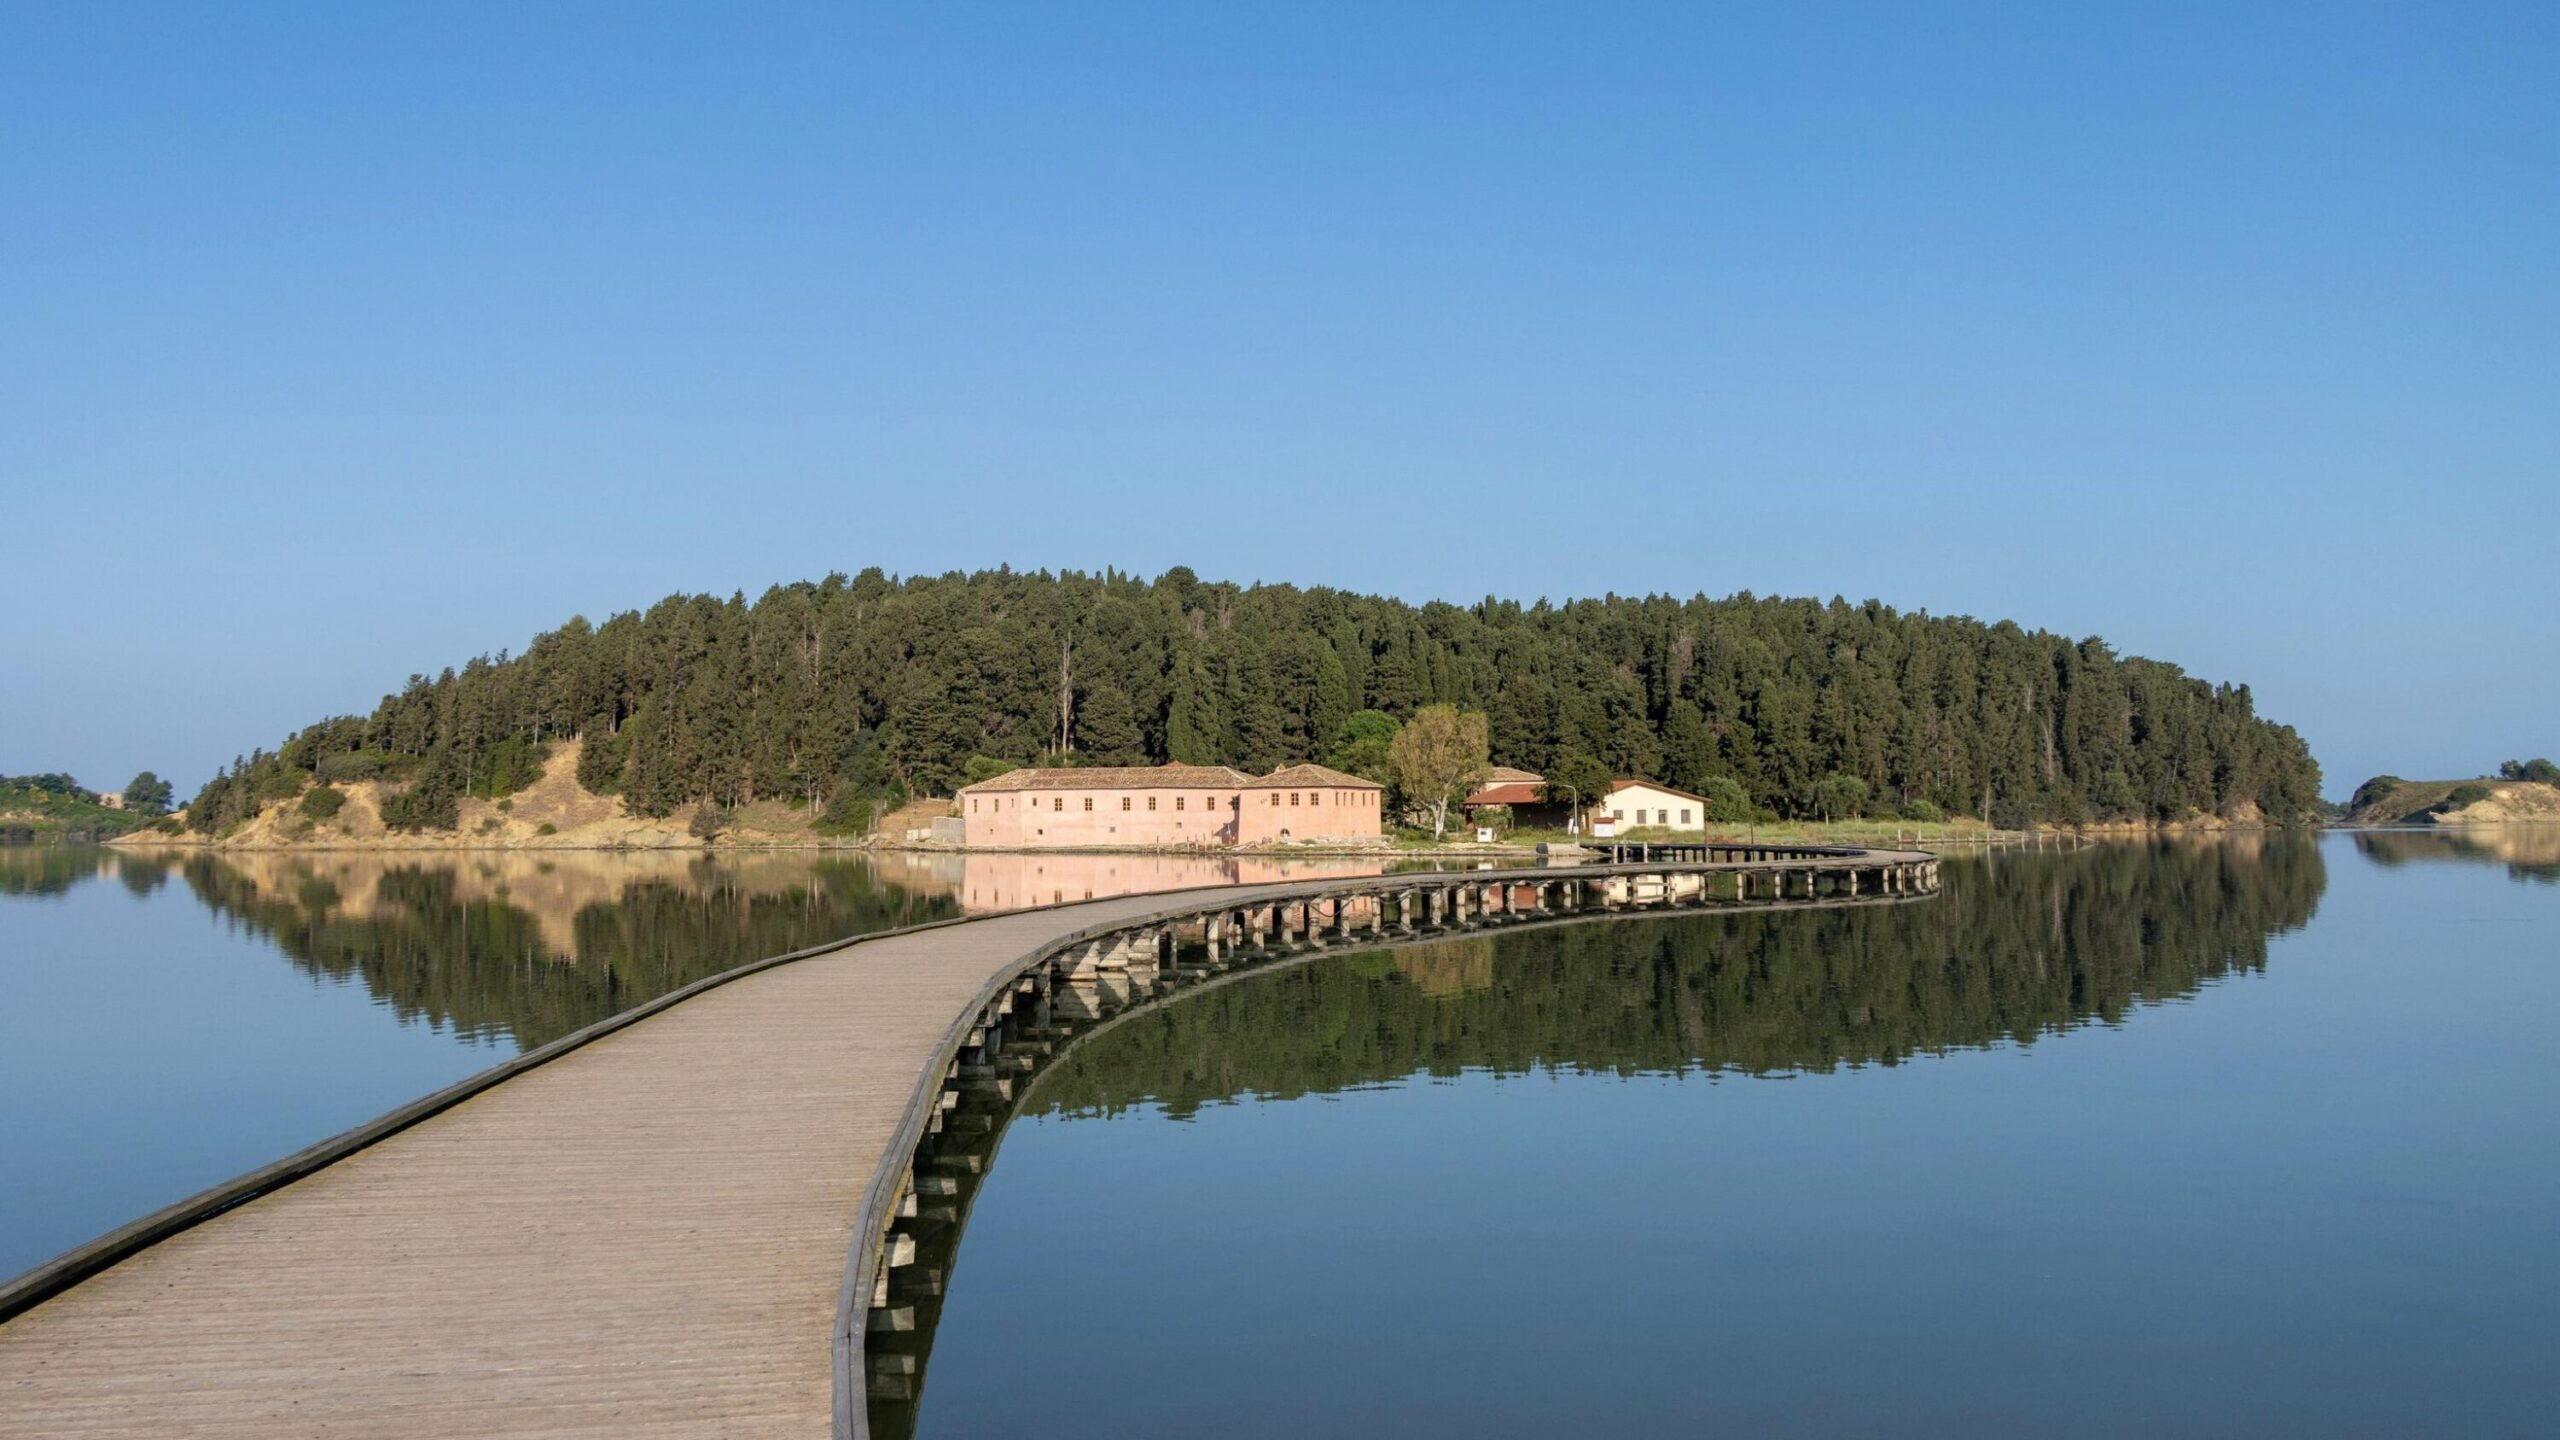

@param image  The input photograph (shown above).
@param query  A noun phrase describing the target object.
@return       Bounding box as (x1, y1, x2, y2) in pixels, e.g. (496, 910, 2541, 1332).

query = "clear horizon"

(5, 4, 2553, 801)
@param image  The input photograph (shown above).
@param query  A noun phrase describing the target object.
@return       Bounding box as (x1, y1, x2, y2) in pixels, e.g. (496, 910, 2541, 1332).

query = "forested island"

(173, 568, 2321, 842)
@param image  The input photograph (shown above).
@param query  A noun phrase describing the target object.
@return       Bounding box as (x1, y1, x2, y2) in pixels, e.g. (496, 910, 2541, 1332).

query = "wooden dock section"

(0, 849, 1937, 1439)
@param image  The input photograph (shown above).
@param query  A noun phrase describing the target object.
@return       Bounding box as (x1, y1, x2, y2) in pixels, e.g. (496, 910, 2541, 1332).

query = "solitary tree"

(122, 771, 174, 815)
(1700, 774, 1752, 823)
(1812, 772, 1869, 821)
(1325, 709, 1400, 783)
(1388, 704, 1490, 841)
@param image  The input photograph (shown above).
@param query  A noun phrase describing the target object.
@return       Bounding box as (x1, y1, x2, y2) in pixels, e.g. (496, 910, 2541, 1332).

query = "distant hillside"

(2345, 776, 2560, 826)
(177, 568, 2323, 837)
(0, 774, 157, 844)
(130, 738, 851, 851)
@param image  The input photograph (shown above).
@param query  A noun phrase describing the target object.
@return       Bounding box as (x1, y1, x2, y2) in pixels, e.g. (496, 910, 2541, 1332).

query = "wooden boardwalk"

(0, 853, 1935, 1439)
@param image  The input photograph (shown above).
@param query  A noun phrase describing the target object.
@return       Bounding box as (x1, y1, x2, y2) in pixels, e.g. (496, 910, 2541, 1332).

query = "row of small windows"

(1607, 807, 1694, 825)
(972, 789, 1378, 814)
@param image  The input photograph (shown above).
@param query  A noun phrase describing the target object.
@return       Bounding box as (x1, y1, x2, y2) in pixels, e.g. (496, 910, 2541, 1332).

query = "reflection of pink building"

(957, 763, 1384, 849)
(872, 851, 1395, 912)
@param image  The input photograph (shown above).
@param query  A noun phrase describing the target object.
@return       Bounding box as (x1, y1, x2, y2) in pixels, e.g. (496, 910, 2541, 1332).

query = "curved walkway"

(0, 851, 1935, 1439)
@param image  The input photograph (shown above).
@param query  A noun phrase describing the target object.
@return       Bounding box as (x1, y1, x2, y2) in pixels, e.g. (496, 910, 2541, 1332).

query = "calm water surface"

(898, 832, 2558, 1438)
(0, 845, 1389, 1280)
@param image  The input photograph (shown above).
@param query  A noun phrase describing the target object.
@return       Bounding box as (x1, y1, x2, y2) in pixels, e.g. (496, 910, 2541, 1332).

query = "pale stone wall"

(1601, 783, 1708, 832)
(960, 785, 1239, 847)
(1235, 784, 1384, 845)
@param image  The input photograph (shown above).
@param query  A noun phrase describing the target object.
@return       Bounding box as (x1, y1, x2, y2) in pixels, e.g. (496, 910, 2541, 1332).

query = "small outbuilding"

(1461, 772, 1573, 831)
(1596, 779, 1711, 833)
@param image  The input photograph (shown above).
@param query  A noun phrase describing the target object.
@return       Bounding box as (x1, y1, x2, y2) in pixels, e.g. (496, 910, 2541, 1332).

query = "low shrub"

(814, 787, 872, 836)
(464, 736, 548, 800)
(1699, 775, 1752, 823)
(315, 750, 394, 785)
(299, 785, 346, 820)
(379, 783, 458, 832)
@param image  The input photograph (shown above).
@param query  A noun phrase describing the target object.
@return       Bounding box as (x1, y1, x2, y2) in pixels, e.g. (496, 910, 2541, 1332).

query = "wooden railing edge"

(0, 904, 995, 1324)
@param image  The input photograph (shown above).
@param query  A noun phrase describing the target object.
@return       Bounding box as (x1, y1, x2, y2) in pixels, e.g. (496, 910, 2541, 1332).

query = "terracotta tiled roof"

(957, 764, 1251, 793)
(1482, 765, 1545, 785)
(1463, 782, 1547, 807)
(1241, 763, 1384, 790)
(1604, 777, 1709, 804)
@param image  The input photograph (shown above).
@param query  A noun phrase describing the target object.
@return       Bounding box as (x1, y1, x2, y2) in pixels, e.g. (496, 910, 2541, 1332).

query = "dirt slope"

(2346, 778, 2560, 826)
(114, 739, 855, 850)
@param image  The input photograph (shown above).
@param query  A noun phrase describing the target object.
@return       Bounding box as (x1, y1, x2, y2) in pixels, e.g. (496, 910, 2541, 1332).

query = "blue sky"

(4, 3, 2552, 800)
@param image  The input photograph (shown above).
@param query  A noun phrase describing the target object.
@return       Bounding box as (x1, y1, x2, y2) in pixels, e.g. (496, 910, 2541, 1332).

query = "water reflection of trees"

(171, 855, 961, 1049)
(2352, 829, 2560, 884)
(1030, 836, 2328, 1120)
(0, 846, 169, 899)
(865, 836, 2326, 1439)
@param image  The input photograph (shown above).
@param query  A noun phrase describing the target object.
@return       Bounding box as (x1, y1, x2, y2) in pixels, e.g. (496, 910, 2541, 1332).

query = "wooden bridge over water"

(0, 845, 1937, 1439)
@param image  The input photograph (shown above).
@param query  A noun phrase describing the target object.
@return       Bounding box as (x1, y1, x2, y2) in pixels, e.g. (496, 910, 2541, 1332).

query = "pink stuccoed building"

(957, 762, 1384, 849)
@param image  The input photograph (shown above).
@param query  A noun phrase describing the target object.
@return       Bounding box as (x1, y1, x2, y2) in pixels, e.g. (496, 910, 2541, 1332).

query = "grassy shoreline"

(101, 812, 2287, 857)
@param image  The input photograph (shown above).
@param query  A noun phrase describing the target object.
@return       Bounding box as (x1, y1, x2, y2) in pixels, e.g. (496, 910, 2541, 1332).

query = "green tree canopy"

(1325, 710, 1400, 784)
(176, 568, 2323, 834)
(1389, 704, 1492, 840)
(123, 771, 174, 815)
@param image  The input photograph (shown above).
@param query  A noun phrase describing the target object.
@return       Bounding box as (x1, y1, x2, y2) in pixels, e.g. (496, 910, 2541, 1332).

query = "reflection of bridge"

(0, 846, 1936, 1440)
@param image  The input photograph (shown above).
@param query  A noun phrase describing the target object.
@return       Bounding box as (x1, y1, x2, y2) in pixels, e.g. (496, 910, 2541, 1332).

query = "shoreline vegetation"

(105, 734, 2294, 858)
(93, 768, 2551, 857)
(167, 570, 2324, 852)
(0, 773, 172, 845)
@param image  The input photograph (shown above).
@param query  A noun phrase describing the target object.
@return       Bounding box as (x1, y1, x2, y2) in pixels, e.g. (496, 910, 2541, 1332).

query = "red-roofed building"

(1462, 768, 1575, 829)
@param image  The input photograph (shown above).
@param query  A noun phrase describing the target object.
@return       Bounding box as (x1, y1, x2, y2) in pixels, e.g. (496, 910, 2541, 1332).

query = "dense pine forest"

(183, 567, 2320, 833)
